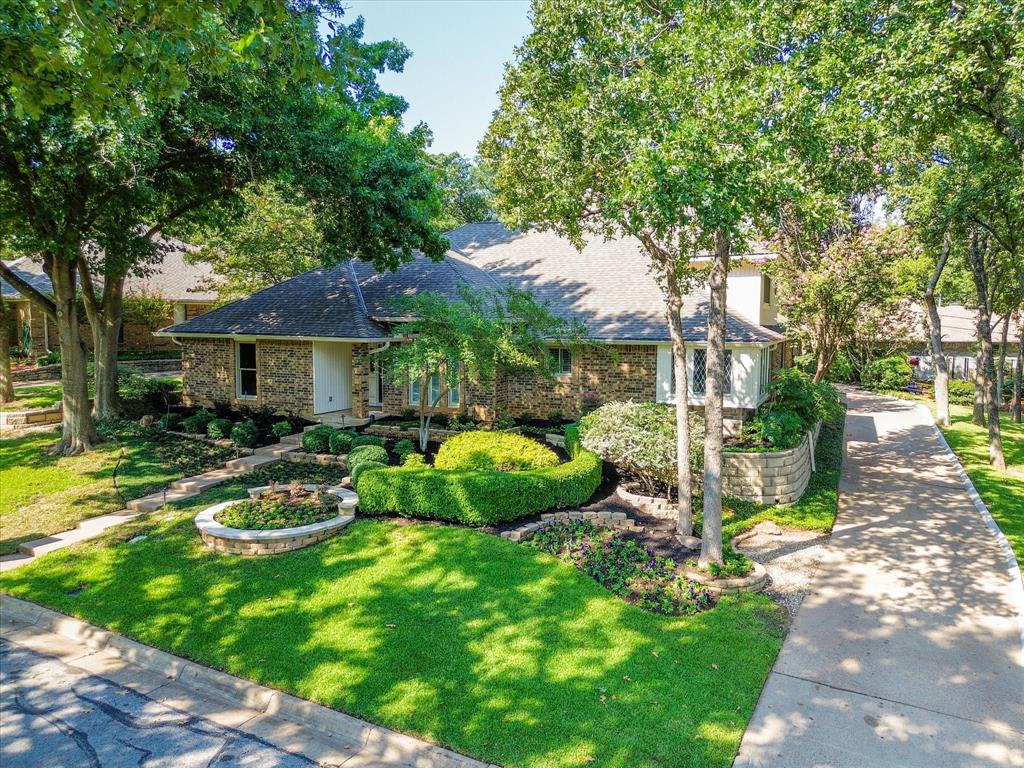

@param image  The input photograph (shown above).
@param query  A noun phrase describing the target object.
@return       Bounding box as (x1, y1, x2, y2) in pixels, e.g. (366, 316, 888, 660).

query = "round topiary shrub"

(861, 355, 912, 390)
(207, 418, 234, 440)
(351, 459, 387, 488)
(351, 433, 384, 449)
(231, 419, 259, 448)
(349, 444, 388, 467)
(182, 409, 214, 434)
(157, 412, 183, 431)
(434, 430, 559, 472)
(302, 424, 335, 454)
(329, 429, 357, 456)
(271, 420, 294, 439)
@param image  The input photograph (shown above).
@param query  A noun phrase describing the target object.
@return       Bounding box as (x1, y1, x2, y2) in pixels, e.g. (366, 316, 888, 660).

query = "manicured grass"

(0, 475, 786, 768)
(695, 415, 845, 542)
(0, 382, 63, 411)
(0, 423, 231, 555)
(938, 404, 1024, 567)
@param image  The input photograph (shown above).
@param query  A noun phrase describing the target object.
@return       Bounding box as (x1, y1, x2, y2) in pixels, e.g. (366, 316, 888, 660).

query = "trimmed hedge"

(435, 430, 559, 472)
(271, 420, 294, 439)
(329, 430, 357, 456)
(351, 434, 384, 449)
(182, 409, 214, 435)
(302, 424, 334, 454)
(207, 418, 234, 440)
(357, 426, 603, 526)
(348, 444, 388, 467)
(351, 459, 387, 488)
(231, 419, 258, 448)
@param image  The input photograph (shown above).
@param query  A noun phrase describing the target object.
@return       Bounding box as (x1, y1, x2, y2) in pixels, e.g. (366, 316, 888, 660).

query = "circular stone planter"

(195, 485, 358, 556)
(683, 561, 768, 595)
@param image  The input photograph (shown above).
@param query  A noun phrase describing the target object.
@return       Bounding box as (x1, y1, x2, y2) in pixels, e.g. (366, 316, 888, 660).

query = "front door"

(313, 342, 352, 414)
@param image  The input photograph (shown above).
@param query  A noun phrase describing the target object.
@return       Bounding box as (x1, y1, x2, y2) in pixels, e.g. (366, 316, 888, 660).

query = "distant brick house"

(159, 222, 789, 424)
(2, 235, 217, 358)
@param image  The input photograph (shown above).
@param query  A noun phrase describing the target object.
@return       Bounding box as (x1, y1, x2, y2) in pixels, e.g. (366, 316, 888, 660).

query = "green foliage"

(795, 352, 854, 383)
(230, 420, 258, 448)
(765, 369, 842, 430)
(393, 439, 416, 461)
(688, 548, 753, 579)
(271, 420, 294, 439)
(357, 426, 603, 526)
(741, 411, 805, 450)
(948, 379, 976, 406)
(402, 452, 426, 467)
(206, 418, 234, 440)
(35, 350, 60, 367)
(579, 401, 704, 495)
(351, 460, 387, 489)
(328, 429, 357, 456)
(216, 495, 338, 531)
(122, 290, 173, 349)
(428, 152, 494, 231)
(861, 355, 913, 391)
(350, 434, 385, 449)
(117, 366, 179, 404)
(434, 431, 559, 472)
(157, 412, 183, 431)
(302, 425, 335, 454)
(348, 444, 389, 467)
(182, 409, 215, 435)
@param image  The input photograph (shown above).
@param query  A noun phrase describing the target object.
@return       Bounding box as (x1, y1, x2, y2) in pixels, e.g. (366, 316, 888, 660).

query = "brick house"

(159, 222, 789, 424)
(2, 235, 217, 357)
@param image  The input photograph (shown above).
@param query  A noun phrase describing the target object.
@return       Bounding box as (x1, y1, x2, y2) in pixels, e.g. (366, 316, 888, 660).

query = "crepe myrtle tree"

(373, 285, 591, 452)
(483, 0, 813, 565)
(0, 2, 445, 454)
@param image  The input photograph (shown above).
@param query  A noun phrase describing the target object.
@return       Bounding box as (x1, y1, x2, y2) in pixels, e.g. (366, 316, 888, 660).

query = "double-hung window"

(550, 347, 572, 376)
(692, 349, 732, 396)
(760, 348, 773, 396)
(236, 342, 257, 400)
(410, 372, 441, 406)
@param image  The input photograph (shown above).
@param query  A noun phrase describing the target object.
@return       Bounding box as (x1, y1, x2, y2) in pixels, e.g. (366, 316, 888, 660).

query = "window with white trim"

(762, 274, 772, 304)
(428, 372, 442, 405)
(409, 376, 421, 405)
(550, 347, 572, 376)
(692, 349, 732, 395)
(760, 348, 773, 396)
(236, 342, 257, 399)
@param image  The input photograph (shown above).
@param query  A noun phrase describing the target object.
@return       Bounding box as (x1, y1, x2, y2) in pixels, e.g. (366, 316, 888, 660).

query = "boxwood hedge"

(357, 426, 603, 526)
(434, 430, 559, 472)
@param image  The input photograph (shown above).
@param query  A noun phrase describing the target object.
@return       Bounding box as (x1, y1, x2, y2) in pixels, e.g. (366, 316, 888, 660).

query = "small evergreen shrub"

(351, 460, 387, 488)
(947, 379, 975, 406)
(741, 410, 804, 449)
(271, 420, 294, 439)
(349, 444, 389, 467)
(393, 438, 416, 461)
(157, 412, 183, 431)
(435, 431, 559, 472)
(402, 451, 426, 467)
(301, 424, 335, 454)
(207, 418, 235, 440)
(182, 409, 214, 434)
(350, 434, 384, 449)
(765, 369, 842, 429)
(231, 419, 258, 448)
(861, 355, 912, 390)
(329, 430, 357, 455)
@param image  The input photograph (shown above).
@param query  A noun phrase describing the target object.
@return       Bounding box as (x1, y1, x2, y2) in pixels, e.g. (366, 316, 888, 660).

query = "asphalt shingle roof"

(1, 257, 53, 300)
(163, 221, 784, 345)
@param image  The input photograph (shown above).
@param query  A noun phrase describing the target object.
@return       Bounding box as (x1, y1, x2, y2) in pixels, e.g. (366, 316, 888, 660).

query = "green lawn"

(1, 382, 63, 411)
(0, 423, 231, 555)
(938, 404, 1024, 567)
(0, 472, 786, 768)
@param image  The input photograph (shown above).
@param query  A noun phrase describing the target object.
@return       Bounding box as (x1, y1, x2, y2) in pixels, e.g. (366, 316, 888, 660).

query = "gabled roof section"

(161, 264, 387, 339)
(1, 257, 52, 300)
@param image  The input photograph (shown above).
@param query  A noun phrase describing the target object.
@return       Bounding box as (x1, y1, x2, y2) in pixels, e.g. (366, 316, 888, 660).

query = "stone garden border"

(195, 485, 357, 556)
(500, 509, 640, 542)
(365, 423, 522, 443)
(0, 404, 62, 428)
(682, 560, 768, 595)
(721, 420, 823, 506)
(283, 450, 347, 467)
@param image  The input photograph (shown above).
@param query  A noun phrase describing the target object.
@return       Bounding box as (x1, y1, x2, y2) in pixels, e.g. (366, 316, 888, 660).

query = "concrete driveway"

(735, 389, 1024, 768)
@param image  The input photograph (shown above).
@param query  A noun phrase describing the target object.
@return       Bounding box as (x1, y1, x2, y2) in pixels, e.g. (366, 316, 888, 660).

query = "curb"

(915, 402, 1024, 663)
(0, 595, 493, 768)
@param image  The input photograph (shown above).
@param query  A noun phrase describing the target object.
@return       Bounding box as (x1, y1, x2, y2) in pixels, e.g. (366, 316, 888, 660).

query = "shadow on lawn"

(1, 478, 784, 768)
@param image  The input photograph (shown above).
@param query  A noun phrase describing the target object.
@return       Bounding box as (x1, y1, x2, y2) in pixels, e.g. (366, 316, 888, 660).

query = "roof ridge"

(346, 260, 371, 319)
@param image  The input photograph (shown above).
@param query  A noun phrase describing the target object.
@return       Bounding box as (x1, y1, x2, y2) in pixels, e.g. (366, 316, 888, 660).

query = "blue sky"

(342, 1, 533, 157)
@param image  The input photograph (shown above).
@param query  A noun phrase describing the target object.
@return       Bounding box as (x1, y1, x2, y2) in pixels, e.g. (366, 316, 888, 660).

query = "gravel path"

(733, 522, 831, 618)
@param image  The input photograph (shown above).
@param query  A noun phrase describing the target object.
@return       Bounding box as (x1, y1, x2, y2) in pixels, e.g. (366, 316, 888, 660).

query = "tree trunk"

(1013, 329, 1022, 423)
(996, 313, 1010, 408)
(48, 256, 96, 455)
(966, 231, 1005, 469)
(699, 229, 729, 569)
(924, 235, 951, 426)
(664, 281, 693, 537)
(0, 297, 15, 403)
(417, 370, 430, 452)
(972, 333, 986, 426)
(80, 265, 124, 420)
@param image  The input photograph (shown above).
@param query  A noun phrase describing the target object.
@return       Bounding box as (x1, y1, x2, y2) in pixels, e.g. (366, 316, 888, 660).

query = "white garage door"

(313, 342, 352, 414)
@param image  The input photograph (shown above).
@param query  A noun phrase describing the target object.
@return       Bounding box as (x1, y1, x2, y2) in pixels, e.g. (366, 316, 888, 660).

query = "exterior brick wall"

(182, 337, 235, 406)
(351, 343, 370, 418)
(257, 340, 313, 415)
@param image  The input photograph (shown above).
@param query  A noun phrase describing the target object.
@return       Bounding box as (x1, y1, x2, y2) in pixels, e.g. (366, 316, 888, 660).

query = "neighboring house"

(1, 236, 217, 357)
(159, 221, 789, 424)
(908, 304, 1021, 381)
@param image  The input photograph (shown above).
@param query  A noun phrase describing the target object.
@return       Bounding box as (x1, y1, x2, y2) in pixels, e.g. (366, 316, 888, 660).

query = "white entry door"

(313, 342, 352, 414)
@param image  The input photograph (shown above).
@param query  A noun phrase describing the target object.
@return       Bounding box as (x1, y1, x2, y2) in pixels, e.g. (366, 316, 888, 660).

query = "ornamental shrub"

(351, 459, 387, 488)
(182, 409, 214, 434)
(301, 424, 334, 454)
(357, 426, 603, 526)
(231, 419, 259, 448)
(435, 431, 559, 472)
(578, 401, 703, 496)
(402, 451, 426, 467)
(394, 438, 416, 461)
(351, 434, 384, 449)
(741, 410, 804, 449)
(157, 412, 183, 431)
(271, 420, 294, 439)
(329, 429, 357, 456)
(861, 355, 912, 390)
(206, 418, 234, 440)
(947, 379, 975, 406)
(765, 369, 842, 429)
(348, 444, 388, 467)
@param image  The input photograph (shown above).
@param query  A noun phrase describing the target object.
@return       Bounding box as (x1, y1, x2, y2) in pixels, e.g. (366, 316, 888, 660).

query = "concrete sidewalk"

(735, 389, 1024, 768)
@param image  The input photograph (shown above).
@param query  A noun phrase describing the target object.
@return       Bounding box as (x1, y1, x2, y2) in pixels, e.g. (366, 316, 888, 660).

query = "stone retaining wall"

(500, 509, 640, 542)
(0, 404, 62, 428)
(721, 421, 822, 506)
(283, 451, 348, 467)
(364, 424, 522, 443)
(199, 524, 342, 555)
(12, 357, 181, 383)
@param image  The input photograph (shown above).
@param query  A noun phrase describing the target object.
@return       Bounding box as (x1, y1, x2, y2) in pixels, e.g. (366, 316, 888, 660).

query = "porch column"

(351, 342, 370, 418)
